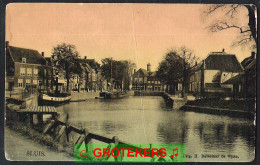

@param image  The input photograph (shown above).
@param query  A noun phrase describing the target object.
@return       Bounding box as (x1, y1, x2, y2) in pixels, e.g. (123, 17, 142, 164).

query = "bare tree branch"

(204, 4, 256, 48)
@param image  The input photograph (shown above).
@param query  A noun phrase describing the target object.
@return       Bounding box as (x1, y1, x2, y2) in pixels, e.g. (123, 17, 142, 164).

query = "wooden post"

(43, 120, 55, 134)
(65, 121, 70, 142)
(29, 114, 33, 127)
(52, 113, 56, 120)
(37, 113, 43, 124)
(84, 132, 92, 145)
(112, 136, 123, 162)
(55, 125, 66, 141)
(75, 135, 86, 150)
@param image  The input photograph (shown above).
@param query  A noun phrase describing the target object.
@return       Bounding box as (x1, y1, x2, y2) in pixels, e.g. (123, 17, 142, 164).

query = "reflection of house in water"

(188, 50, 244, 96)
(195, 121, 255, 152)
(132, 63, 163, 91)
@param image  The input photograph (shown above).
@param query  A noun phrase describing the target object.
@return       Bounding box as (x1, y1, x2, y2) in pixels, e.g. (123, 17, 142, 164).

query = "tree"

(51, 43, 82, 92)
(157, 50, 183, 95)
(203, 4, 256, 48)
(178, 47, 199, 97)
(101, 58, 136, 91)
(122, 60, 136, 90)
(157, 47, 199, 96)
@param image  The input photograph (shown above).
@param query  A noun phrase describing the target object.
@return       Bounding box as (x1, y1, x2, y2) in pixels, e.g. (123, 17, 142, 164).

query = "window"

(22, 58, 26, 63)
(18, 79, 23, 87)
(33, 69, 38, 75)
(20, 68, 25, 76)
(27, 68, 32, 76)
(33, 80, 38, 85)
(26, 79, 31, 86)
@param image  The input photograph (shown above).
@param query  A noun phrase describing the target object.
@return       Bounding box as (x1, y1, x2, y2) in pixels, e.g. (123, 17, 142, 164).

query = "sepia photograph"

(4, 3, 256, 162)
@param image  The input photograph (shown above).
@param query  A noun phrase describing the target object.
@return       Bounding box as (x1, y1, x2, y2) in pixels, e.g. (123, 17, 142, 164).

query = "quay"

(180, 105, 254, 119)
(134, 91, 186, 109)
(134, 90, 254, 118)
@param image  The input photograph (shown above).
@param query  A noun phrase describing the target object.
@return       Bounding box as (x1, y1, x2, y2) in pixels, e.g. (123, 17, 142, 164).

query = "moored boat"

(38, 93, 71, 106)
(99, 91, 127, 99)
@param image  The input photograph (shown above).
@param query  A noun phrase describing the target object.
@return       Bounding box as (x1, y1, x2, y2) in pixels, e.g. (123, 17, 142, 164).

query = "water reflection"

(57, 96, 255, 161)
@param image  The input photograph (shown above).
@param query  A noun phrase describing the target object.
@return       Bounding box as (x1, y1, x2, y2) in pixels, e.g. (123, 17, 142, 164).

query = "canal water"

(56, 96, 255, 162)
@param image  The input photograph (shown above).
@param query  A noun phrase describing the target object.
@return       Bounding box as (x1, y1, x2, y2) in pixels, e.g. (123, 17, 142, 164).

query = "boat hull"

(38, 94, 71, 106)
(99, 91, 127, 99)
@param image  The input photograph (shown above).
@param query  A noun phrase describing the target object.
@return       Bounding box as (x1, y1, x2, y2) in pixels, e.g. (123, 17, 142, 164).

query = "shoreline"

(133, 90, 255, 118)
(180, 105, 254, 119)
(5, 127, 73, 161)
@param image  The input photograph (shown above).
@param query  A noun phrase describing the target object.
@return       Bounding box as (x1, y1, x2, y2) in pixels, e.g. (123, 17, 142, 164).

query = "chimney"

(251, 52, 255, 59)
(6, 41, 9, 48)
(84, 56, 87, 60)
(41, 52, 44, 57)
(222, 48, 225, 53)
(147, 63, 151, 72)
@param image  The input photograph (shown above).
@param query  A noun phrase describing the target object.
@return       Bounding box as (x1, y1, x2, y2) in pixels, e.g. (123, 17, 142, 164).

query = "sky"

(6, 3, 253, 71)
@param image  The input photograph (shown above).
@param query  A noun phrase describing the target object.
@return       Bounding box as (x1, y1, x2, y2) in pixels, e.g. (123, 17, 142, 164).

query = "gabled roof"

(133, 68, 148, 76)
(7, 46, 46, 65)
(241, 56, 254, 68)
(45, 57, 52, 66)
(85, 59, 100, 69)
(190, 62, 203, 72)
(245, 58, 256, 70)
(204, 53, 243, 72)
(81, 63, 93, 73)
(150, 71, 157, 77)
(78, 59, 93, 73)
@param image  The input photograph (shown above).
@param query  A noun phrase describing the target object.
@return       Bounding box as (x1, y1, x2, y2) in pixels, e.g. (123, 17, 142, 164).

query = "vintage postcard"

(5, 3, 256, 162)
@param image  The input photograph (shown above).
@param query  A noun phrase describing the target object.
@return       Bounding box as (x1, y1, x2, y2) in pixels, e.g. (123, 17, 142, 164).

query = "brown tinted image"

(5, 3, 256, 162)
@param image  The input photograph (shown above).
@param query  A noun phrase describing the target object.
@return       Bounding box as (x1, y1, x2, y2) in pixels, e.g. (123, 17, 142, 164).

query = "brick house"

(188, 50, 244, 95)
(85, 58, 103, 92)
(132, 63, 163, 91)
(5, 41, 51, 93)
(78, 57, 93, 91)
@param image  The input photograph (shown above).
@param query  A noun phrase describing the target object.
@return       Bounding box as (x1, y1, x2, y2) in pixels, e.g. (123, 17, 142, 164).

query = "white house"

(189, 50, 244, 94)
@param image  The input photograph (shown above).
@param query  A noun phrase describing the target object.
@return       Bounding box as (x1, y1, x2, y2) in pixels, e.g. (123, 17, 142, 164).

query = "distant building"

(6, 41, 51, 93)
(78, 56, 93, 91)
(132, 63, 163, 91)
(188, 50, 244, 95)
(85, 58, 103, 92)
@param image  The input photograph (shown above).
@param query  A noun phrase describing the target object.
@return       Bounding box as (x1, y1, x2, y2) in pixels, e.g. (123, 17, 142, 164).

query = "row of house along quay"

(132, 49, 255, 118)
(132, 49, 255, 99)
(5, 41, 106, 101)
(5, 41, 255, 113)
